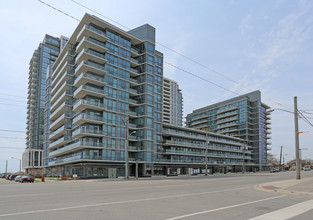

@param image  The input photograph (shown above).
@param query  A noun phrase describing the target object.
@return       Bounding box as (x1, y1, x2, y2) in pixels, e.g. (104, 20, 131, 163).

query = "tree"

(267, 153, 279, 165)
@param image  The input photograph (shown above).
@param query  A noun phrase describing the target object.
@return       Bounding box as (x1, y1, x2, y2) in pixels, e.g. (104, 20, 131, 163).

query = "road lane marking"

(0, 193, 53, 198)
(0, 187, 247, 217)
(164, 195, 286, 220)
(248, 199, 313, 220)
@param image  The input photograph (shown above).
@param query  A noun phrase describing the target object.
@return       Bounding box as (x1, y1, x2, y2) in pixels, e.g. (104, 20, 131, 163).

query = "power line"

(68, 0, 290, 110)
(70, 0, 129, 29)
(38, 1, 241, 97)
(164, 61, 241, 96)
(0, 129, 25, 133)
(0, 103, 26, 108)
(38, 0, 80, 21)
(0, 137, 25, 140)
(298, 111, 313, 128)
(0, 93, 26, 99)
(0, 146, 25, 149)
(40, 0, 293, 112)
(300, 110, 313, 115)
(0, 97, 26, 104)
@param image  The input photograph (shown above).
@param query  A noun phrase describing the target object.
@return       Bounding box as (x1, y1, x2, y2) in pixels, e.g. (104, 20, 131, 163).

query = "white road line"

(164, 195, 286, 220)
(0, 193, 54, 198)
(229, 179, 248, 183)
(248, 199, 313, 220)
(0, 187, 246, 217)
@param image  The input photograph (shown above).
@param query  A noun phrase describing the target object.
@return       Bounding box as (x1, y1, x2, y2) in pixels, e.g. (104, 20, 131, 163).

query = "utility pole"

(205, 132, 208, 176)
(135, 159, 138, 180)
(124, 113, 129, 180)
(294, 96, 301, 180)
(279, 146, 283, 171)
(242, 143, 247, 174)
(5, 160, 8, 175)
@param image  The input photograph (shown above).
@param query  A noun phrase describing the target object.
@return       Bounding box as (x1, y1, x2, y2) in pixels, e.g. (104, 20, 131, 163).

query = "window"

(155, 56, 162, 67)
(119, 47, 130, 59)
(106, 54, 118, 66)
(120, 37, 131, 49)
(147, 55, 154, 65)
(105, 64, 118, 76)
(146, 85, 153, 94)
(146, 106, 153, 116)
(155, 76, 162, 85)
(155, 67, 162, 75)
(146, 118, 153, 128)
(148, 43, 154, 54)
(147, 75, 154, 84)
(107, 30, 119, 44)
(147, 65, 153, 74)
(119, 58, 130, 70)
(106, 42, 119, 55)
(146, 129, 153, 140)
(118, 69, 129, 80)
(118, 79, 128, 90)
(146, 95, 153, 104)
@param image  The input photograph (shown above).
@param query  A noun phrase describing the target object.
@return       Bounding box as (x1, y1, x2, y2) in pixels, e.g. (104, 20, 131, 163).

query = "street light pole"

(294, 96, 301, 180)
(124, 113, 129, 180)
(11, 157, 21, 173)
(205, 132, 209, 176)
(242, 143, 247, 174)
(5, 160, 8, 175)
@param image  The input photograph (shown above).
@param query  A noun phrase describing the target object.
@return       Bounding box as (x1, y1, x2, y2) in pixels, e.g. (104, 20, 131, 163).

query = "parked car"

(15, 176, 22, 182)
(304, 167, 311, 171)
(270, 168, 279, 173)
(0, 174, 6, 178)
(167, 172, 178, 176)
(20, 175, 34, 183)
(9, 175, 18, 181)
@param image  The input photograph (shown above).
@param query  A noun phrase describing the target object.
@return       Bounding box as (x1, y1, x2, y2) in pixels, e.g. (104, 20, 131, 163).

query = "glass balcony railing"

(80, 85, 105, 94)
(73, 113, 105, 123)
(73, 127, 104, 136)
(86, 37, 106, 48)
(86, 25, 106, 36)
(85, 49, 106, 60)
(76, 72, 105, 83)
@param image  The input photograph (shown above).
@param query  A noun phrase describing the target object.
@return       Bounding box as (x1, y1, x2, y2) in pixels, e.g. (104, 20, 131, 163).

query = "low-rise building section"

(186, 91, 271, 170)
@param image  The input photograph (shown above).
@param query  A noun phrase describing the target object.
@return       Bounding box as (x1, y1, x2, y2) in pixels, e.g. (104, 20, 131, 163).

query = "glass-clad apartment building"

(43, 13, 255, 178)
(186, 91, 271, 170)
(157, 124, 253, 174)
(46, 14, 164, 177)
(163, 77, 183, 126)
(23, 35, 62, 175)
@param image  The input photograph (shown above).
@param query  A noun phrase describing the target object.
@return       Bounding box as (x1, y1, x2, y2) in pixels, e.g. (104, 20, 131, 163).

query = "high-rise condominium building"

(47, 13, 164, 177)
(186, 91, 271, 170)
(23, 35, 64, 175)
(45, 13, 253, 178)
(163, 77, 183, 126)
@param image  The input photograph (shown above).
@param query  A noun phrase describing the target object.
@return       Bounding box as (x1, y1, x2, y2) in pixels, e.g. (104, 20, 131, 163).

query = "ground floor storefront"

(45, 161, 268, 179)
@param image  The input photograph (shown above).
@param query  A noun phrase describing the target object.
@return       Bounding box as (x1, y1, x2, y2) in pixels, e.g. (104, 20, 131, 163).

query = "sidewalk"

(256, 177, 313, 197)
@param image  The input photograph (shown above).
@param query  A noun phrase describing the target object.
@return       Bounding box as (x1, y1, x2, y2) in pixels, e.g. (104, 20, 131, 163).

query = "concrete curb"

(255, 177, 313, 198)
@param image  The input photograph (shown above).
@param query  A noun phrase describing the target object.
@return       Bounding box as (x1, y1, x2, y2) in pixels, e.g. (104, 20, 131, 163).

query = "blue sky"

(1, 0, 312, 173)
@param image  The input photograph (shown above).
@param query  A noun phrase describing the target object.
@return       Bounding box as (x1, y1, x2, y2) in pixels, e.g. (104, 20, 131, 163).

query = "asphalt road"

(0, 171, 313, 220)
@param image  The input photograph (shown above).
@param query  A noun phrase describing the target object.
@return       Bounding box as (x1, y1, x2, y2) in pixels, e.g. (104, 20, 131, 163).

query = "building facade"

(46, 14, 164, 177)
(43, 13, 253, 178)
(24, 35, 62, 175)
(163, 77, 183, 126)
(186, 91, 271, 169)
(157, 124, 253, 174)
